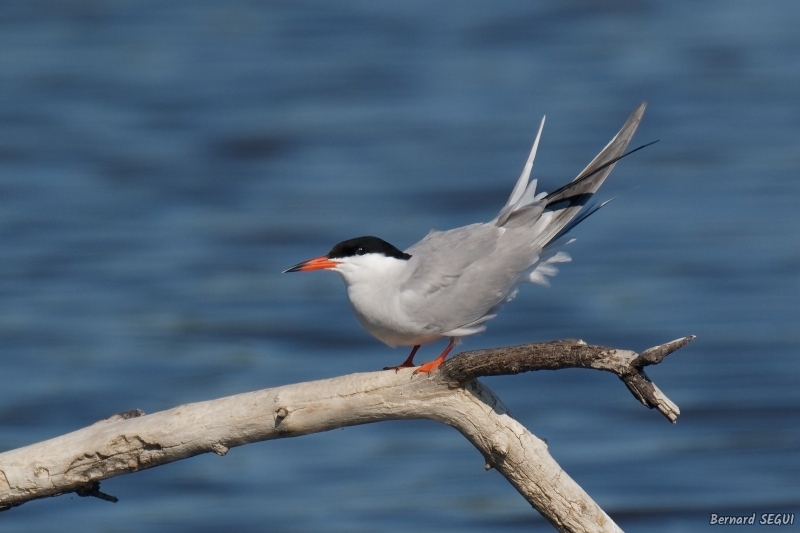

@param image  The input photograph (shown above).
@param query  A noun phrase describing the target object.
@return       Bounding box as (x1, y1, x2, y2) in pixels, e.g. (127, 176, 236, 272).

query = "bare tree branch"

(0, 336, 693, 532)
(442, 336, 694, 422)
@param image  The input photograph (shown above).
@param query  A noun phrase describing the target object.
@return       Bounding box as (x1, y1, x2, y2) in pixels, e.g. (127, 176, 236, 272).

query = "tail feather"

(495, 116, 546, 226)
(533, 102, 647, 247)
(549, 196, 615, 244)
(495, 103, 646, 238)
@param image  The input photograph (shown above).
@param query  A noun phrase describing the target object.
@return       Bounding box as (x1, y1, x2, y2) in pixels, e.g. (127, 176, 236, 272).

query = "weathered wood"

(441, 336, 694, 422)
(0, 336, 693, 532)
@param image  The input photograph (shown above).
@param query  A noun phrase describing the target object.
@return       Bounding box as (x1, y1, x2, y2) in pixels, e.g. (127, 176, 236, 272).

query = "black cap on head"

(328, 236, 411, 260)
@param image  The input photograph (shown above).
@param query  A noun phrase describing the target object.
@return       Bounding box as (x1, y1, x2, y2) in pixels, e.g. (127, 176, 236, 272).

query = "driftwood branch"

(442, 335, 694, 423)
(0, 336, 693, 532)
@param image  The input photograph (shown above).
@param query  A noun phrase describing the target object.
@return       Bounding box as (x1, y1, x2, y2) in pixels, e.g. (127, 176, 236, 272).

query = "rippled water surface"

(1, 1, 799, 531)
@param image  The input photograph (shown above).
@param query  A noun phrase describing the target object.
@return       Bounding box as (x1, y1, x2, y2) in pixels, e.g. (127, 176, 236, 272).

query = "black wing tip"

(544, 138, 659, 204)
(544, 192, 593, 210)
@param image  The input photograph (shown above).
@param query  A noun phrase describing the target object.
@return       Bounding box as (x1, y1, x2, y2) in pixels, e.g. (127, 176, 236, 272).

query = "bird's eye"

(355, 247, 366, 255)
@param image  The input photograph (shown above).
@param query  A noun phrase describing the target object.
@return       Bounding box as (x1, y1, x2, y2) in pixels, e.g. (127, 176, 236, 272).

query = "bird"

(284, 103, 649, 374)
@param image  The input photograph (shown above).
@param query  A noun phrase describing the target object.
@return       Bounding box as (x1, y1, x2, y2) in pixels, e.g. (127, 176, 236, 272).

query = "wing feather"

(397, 103, 647, 338)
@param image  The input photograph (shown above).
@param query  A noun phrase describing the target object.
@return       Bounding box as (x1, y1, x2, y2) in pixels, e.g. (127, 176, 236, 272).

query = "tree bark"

(0, 336, 693, 532)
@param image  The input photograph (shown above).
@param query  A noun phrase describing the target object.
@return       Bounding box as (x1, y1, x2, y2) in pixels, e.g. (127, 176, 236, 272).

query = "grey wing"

(399, 223, 541, 336)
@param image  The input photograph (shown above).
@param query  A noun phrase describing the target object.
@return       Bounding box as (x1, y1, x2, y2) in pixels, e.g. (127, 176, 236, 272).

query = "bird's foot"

(383, 361, 416, 372)
(383, 345, 420, 372)
(412, 359, 444, 374)
(412, 338, 456, 375)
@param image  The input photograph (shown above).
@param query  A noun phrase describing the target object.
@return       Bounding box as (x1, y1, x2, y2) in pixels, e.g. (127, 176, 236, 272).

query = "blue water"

(1, 1, 799, 531)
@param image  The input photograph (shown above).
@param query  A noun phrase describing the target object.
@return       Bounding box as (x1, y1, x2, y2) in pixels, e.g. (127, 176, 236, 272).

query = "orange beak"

(283, 256, 338, 273)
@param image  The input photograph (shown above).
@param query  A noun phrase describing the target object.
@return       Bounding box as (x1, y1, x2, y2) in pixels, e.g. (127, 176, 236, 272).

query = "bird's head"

(283, 236, 412, 285)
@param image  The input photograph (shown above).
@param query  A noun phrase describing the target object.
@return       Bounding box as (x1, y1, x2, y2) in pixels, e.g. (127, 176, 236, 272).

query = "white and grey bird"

(285, 103, 648, 373)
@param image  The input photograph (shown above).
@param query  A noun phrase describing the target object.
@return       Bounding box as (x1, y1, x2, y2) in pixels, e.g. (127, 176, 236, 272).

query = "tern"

(285, 103, 649, 373)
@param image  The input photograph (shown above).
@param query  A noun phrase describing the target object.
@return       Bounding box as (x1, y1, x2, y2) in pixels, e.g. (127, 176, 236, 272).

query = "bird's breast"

(345, 282, 442, 347)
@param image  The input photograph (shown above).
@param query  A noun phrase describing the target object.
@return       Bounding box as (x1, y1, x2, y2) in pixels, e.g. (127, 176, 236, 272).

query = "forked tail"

(494, 102, 648, 248)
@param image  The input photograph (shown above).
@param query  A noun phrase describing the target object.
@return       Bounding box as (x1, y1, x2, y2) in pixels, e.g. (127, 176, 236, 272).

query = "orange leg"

(383, 345, 420, 372)
(413, 338, 456, 374)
